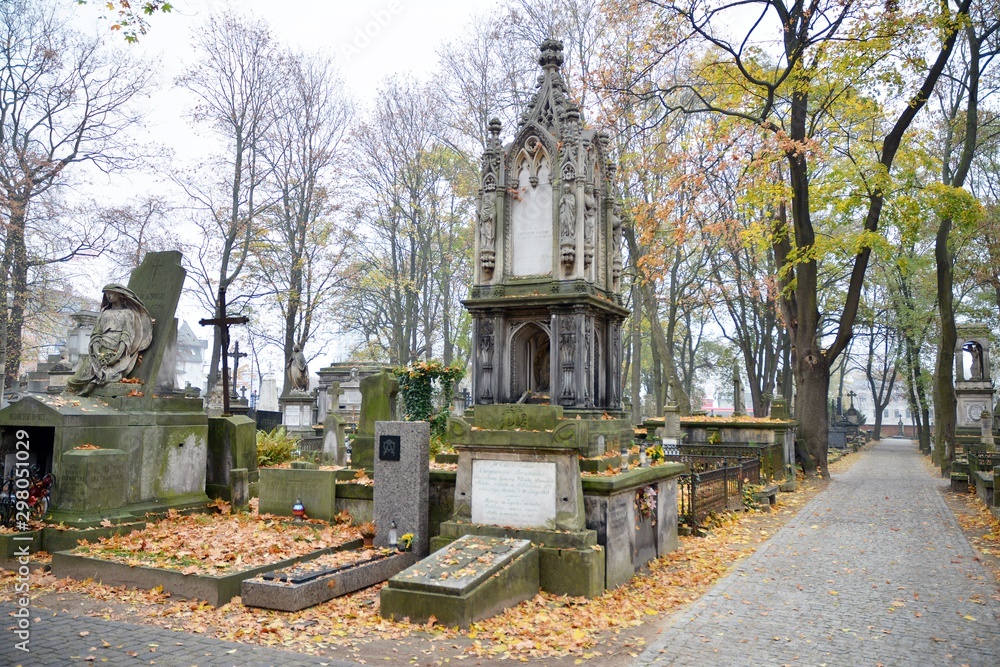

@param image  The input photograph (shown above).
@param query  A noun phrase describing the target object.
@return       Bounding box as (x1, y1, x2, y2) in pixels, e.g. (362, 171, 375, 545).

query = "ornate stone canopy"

(954, 323, 995, 429)
(466, 39, 628, 413)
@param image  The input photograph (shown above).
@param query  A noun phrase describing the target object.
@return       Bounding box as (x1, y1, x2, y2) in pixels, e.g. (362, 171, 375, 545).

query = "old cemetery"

(0, 41, 801, 640)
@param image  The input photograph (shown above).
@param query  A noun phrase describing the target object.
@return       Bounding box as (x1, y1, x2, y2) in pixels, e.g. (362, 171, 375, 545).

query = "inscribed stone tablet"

(510, 160, 553, 276)
(471, 459, 556, 528)
(285, 405, 301, 427)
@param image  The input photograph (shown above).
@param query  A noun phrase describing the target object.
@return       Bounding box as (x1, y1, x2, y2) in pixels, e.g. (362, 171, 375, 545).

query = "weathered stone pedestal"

(279, 391, 316, 439)
(0, 393, 210, 525)
(206, 415, 257, 501)
(429, 405, 625, 598)
(58, 448, 129, 514)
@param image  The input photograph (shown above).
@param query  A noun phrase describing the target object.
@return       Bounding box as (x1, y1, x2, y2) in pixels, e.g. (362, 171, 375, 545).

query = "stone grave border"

(51, 538, 362, 607)
(242, 550, 418, 612)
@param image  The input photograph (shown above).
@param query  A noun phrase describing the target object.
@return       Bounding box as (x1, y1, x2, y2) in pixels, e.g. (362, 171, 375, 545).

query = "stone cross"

(199, 286, 249, 416)
(228, 341, 248, 399)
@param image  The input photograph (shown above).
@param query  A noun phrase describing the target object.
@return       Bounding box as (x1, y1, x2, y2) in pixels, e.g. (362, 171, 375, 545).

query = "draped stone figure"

(583, 185, 596, 268)
(559, 184, 576, 266)
(479, 191, 496, 273)
(287, 344, 310, 393)
(65, 284, 154, 396)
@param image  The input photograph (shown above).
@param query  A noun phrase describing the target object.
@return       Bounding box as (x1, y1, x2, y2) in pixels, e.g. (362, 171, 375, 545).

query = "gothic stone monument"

(428, 40, 677, 604)
(468, 38, 628, 419)
(0, 252, 209, 523)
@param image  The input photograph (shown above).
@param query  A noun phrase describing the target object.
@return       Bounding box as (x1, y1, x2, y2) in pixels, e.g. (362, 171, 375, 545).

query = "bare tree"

(252, 50, 353, 387)
(92, 195, 177, 282)
(0, 0, 151, 391)
(346, 77, 474, 366)
(176, 12, 282, 393)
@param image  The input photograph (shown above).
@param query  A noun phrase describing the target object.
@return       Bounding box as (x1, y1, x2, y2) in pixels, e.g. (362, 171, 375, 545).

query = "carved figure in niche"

(964, 341, 984, 379)
(611, 201, 623, 284)
(479, 191, 496, 250)
(65, 284, 154, 396)
(479, 191, 496, 273)
(533, 342, 550, 392)
(286, 343, 309, 393)
(478, 321, 495, 364)
(583, 185, 596, 268)
(559, 183, 576, 265)
(560, 321, 575, 400)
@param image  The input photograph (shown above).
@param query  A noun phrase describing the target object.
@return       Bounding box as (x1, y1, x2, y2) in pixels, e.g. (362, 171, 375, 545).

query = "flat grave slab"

(380, 535, 538, 628)
(242, 548, 418, 612)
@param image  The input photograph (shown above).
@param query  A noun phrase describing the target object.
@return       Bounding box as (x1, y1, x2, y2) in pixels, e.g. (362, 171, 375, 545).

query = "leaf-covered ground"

(71, 509, 358, 574)
(0, 448, 910, 667)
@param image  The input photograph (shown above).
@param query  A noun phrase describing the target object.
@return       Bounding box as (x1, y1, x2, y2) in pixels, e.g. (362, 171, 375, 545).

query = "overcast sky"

(62, 1, 500, 378)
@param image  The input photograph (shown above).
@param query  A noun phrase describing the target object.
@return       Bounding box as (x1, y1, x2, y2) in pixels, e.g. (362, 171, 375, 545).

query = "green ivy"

(393, 361, 465, 451)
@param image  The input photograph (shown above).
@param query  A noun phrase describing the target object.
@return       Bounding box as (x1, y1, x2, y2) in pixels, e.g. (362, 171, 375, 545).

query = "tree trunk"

(934, 216, 956, 474)
(794, 345, 830, 477)
(630, 279, 642, 424)
(643, 283, 689, 414)
(3, 196, 29, 391)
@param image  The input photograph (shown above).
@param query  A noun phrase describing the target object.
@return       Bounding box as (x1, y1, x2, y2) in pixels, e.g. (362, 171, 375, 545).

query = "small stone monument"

(351, 368, 398, 470)
(278, 345, 316, 440)
(321, 380, 347, 463)
(373, 421, 430, 556)
(257, 375, 279, 412)
(955, 325, 994, 429)
(732, 360, 746, 416)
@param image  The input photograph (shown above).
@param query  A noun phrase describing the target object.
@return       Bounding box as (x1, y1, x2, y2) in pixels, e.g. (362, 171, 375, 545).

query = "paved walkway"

(635, 438, 1000, 666)
(0, 610, 359, 666)
(2, 439, 996, 666)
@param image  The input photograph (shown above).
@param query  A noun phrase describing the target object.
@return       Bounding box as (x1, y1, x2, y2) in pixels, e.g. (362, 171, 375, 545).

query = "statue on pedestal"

(286, 344, 309, 393)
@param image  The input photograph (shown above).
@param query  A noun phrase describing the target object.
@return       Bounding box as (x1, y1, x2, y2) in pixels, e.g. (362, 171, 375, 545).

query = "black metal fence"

(677, 441, 784, 480)
(972, 451, 1000, 473)
(673, 456, 760, 525)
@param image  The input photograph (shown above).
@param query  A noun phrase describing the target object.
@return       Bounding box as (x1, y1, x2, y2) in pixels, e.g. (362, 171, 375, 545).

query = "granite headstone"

(373, 421, 429, 557)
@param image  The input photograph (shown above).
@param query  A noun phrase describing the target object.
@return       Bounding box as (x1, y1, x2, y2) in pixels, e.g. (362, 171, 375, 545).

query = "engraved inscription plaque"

(471, 459, 556, 528)
(379, 434, 401, 461)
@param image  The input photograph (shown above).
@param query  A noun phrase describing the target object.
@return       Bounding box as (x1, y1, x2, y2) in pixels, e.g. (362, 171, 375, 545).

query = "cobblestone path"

(634, 438, 1000, 666)
(0, 603, 359, 666)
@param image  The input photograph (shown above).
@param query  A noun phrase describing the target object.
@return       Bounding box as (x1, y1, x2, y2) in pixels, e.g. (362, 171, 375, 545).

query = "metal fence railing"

(673, 456, 760, 526)
(677, 441, 784, 480)
(972, 451, 1000, 474)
